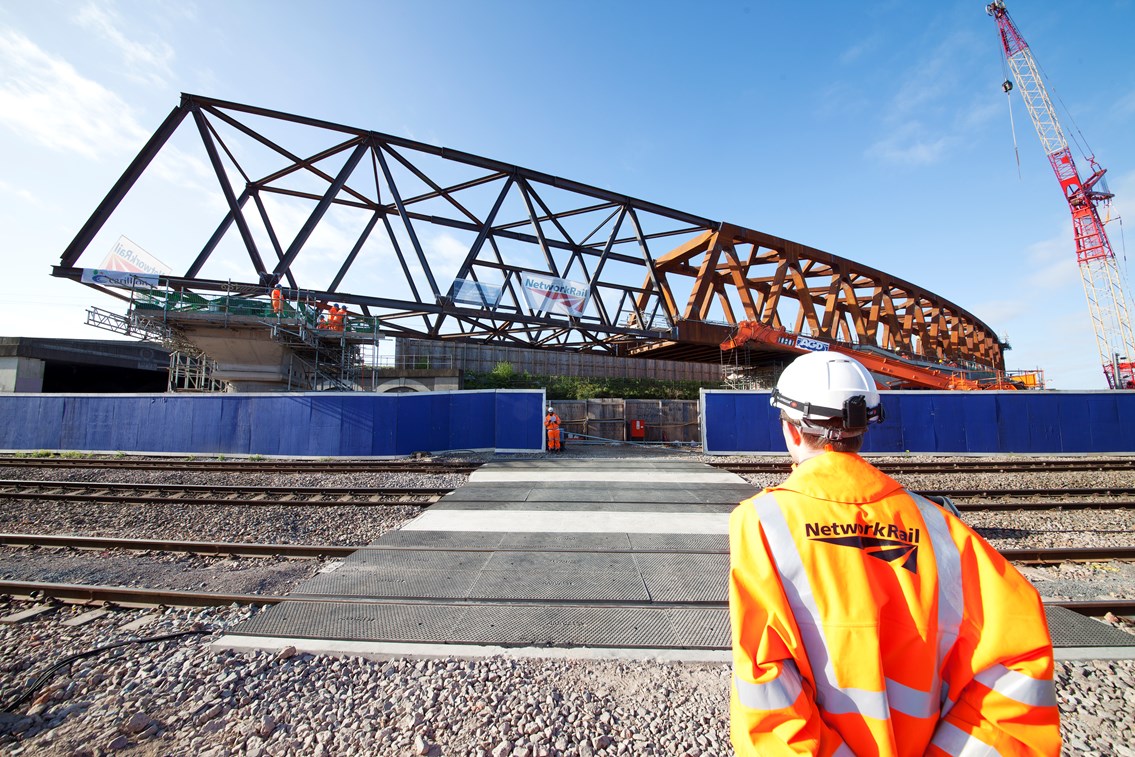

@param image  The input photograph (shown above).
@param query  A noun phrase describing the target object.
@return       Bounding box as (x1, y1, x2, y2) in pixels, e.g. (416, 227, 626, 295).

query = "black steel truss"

(53, 93, 1003, 368)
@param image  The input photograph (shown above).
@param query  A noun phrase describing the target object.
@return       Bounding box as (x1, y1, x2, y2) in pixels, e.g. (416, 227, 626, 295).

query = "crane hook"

(1002, 80, 1013, 93)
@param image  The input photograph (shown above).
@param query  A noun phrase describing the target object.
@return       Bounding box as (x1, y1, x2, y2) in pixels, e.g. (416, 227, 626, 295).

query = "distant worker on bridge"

(544, 406, 561, 453)
(271, 285, 283, 316)
(330, 304, 345, 332)
(729, 351, 1059, 756)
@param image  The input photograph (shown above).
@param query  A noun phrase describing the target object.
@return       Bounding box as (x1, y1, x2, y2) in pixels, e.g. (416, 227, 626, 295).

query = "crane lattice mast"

(987, 0, 1135, 388)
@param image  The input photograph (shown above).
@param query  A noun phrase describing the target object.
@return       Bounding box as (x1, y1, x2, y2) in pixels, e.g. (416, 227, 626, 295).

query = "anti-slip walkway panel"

(440, 483, 755, 506)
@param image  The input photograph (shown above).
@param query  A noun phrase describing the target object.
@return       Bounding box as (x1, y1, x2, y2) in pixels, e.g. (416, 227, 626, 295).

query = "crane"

(987, 1, 1135, 389)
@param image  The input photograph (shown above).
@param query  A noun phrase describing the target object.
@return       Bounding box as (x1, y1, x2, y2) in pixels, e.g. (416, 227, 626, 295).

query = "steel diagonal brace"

(272, 140, 370, 282)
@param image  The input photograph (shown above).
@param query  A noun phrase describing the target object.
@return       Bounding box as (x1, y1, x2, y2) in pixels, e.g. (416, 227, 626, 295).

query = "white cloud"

(73, 2, 175, 88)
(839, 33, 882, 65)
(866, 121, 953, 166)
(864, 30, 997, 167)
(1022, 229, 1079, 290)
(0, 29, 149, 159)
(0, 178, 45, 207)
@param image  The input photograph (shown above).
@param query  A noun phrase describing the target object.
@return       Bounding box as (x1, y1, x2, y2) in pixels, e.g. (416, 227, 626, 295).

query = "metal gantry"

(54, 94, 1006, 384)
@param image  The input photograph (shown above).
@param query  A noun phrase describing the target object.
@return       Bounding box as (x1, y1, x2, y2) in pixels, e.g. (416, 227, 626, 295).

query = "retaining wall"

(701, 390, 1135, 454)
(0, 389, 545, 457)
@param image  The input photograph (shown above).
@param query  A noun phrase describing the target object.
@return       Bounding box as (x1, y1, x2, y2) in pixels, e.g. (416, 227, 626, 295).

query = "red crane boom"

(987, 1, 1135, 388)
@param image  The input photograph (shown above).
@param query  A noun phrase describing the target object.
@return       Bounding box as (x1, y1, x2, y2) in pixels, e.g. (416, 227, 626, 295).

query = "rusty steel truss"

(53, 94, 1005, 373)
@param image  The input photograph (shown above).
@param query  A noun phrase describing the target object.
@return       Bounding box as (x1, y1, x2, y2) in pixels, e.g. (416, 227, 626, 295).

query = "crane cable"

(996, 36, 1022, 178)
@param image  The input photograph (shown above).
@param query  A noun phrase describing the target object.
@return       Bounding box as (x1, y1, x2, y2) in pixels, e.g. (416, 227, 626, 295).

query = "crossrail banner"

(451, 278, 503, 308)
(521, 273, 590, 317)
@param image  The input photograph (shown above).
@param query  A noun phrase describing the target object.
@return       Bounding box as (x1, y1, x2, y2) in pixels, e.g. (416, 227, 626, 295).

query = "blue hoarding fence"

(701, 389, 1135, 454)
(0, 389, 545, 456)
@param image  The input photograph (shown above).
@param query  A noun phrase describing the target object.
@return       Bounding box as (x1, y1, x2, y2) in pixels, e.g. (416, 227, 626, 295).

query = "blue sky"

(2, 0, 1134, 389)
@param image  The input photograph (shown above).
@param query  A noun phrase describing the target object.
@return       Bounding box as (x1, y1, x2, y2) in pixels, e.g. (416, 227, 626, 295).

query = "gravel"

(1, 449, 1133, 754)
(0, 603, 1131, 755)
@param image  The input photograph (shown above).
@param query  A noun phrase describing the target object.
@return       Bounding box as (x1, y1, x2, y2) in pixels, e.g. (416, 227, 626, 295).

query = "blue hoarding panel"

(0, 397, 62, 449)
(449, 391, 494, 451)
(133, 397, 172, 452)
(3, 389, 1134, 456)
(1026, 394, 1062, 452)
(338, 396, 377, 456)
(187, 397, 229, 453)
(1087, 395, 1122, 450)
(0, 389, 546, 456)
(395, 394, 438, 455)
(495, 391, 544, 451)
(702, 391, 778, 453)
(861, 394, 903, 453)
(304, 397, 346, 456)
(370, 395, 399, 456)
(928, 396, 966, 451)
(961, 394, 999, 453)
(1055, 394, 1092, 452)
(702, 390, 1135, 455)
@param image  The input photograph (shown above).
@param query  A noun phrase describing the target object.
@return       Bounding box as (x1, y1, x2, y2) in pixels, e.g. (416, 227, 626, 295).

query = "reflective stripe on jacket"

(729, 452, 1060, 756)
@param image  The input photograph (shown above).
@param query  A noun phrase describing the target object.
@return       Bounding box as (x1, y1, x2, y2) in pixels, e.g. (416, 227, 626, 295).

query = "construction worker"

(544, 406, 561, 453)
(271, 285, 283, 315)
(328, 304, 345, 332)
(729, 351, 1060, 756)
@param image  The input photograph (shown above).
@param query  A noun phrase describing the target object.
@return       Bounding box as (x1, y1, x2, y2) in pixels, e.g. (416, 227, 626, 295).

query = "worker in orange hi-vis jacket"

(271, 285, 283, 315)
(544, 406, 561, 452)
(729, 351, 1060, 757)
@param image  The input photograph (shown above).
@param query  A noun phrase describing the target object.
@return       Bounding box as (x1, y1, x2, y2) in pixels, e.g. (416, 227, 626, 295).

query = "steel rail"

(717, 460, 1135, 474)
(0, 457, 479, 474)
(3, 534, 1133, 565)
(0, 534, 356, 557)
(5, 480, 1135, 511)
(919, 487, 1135, 499)
(952, 499, 1135, 511)
(1, 580, 1131, 621)
(0, 481, 449, 506)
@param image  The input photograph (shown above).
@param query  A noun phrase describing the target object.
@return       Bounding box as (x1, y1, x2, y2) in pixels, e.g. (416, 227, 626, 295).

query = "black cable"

(2, 625, 212, 713)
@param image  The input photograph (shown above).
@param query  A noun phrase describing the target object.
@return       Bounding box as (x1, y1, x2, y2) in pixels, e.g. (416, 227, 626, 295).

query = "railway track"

(718, 459, 1135, 475)
(0, 480, 448, 506)
(4, 533, 1133, 564)
(0, 456, 479, 475)
(1, 579, 1130, 620)
(2, 480, 1134, 511)
(3, 454, 1135, 477)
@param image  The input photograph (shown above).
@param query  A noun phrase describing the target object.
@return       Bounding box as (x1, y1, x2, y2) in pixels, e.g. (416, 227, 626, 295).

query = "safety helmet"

(547, 406, 554, 413)
(770, 351, 883, 439)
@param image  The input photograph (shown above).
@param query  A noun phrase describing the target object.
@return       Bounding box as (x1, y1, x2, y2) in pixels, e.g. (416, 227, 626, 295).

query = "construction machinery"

(720, 320, 1041, 390)
(988, 1, 1135, 389)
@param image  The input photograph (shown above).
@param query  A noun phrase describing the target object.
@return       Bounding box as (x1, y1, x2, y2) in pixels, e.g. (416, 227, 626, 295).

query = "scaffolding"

(88, 285, 385, 392)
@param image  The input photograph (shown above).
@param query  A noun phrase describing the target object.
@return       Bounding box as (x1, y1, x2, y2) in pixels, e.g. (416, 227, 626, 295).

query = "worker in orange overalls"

(271, 285, 283, 315)
(328, 304, 345, 332)
(544, 406, 561, 453)
(730, 351, 1060, 757)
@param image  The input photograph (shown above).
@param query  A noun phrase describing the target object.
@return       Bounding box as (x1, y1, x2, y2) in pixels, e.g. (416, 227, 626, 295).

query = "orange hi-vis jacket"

(729, 452, 1060, 757)
(544, 412, 560, 431)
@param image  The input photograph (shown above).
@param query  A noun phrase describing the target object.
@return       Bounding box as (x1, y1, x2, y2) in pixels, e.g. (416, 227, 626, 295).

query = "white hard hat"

(547, 406, 554, 412)
(770, 351, 883, 438)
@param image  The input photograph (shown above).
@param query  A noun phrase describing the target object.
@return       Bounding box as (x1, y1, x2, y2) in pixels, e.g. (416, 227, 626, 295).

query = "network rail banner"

(521, 274, 591, 317)
(701, 389, 1135, 454)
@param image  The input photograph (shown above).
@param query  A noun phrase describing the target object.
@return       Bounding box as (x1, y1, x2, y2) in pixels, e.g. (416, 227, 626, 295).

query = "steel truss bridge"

(53, 94, 1006, 385)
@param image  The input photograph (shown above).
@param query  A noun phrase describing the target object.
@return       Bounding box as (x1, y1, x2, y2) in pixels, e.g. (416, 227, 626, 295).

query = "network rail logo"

(804, 520, 921, 573)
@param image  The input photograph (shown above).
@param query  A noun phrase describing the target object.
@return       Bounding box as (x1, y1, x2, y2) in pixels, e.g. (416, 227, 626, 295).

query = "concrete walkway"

(220, 458, 1135, 661)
